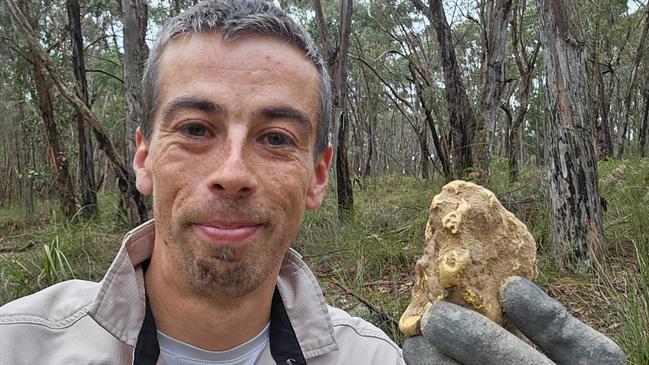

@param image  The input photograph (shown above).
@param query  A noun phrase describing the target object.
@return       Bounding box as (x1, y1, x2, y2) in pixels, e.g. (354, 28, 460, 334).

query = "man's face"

(133, 32, 332, 299)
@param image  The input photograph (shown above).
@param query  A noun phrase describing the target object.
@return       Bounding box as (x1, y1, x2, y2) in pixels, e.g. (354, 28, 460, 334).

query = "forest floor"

(0, 158, 647, 364)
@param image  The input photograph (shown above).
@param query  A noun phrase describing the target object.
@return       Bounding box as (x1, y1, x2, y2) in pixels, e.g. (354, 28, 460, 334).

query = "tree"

(473, 0, 514, 175)
(591, 18, 614, 159)
(506, 0, 540, 181)
(5, 0, 148, 224)
(412, 0, 478, 179)
(639, 75, 649, 156)
(313, 0, 354, 218)
(120, 0, 148, 167)
(67, 0, 98, 219)
(540, 0, 604, 273)
(20, 0, 77, 219)
(619, 7, 649, 157)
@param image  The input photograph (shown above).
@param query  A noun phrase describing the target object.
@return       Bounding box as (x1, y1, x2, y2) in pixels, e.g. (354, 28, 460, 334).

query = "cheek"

(149, 148, 196, 219)
(269, 168, 309, 210)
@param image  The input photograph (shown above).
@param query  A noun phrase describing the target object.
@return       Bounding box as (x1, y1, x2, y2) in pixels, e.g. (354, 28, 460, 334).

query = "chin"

(187, 255, 269, 299)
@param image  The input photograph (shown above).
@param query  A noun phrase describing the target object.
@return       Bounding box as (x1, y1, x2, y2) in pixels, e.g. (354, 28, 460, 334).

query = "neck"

(144, 249, 277, 351)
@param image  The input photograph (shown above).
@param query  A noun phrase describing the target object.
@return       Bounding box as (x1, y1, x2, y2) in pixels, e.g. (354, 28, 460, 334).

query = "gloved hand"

(402, 276, 626, 365)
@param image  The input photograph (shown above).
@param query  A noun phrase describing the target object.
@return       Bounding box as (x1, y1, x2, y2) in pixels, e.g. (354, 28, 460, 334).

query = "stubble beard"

(188, 244, 270, 299)
(168, 200, 296, 300)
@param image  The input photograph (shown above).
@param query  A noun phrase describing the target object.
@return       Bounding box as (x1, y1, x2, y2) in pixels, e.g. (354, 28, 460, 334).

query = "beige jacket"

(0, 221, 404, 364)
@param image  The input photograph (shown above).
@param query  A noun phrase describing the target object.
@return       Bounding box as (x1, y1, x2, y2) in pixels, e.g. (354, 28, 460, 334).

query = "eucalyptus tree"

(5, 0, 148, 224)
(619, 6, 649, 157)
(411, 0, 478, 179)
(505, 0, 540, 181)
(120, 0, 148, 170)
(17, 0, 77, 219)
(472, 0, 514, 176)
(540, 0, 604, 273)
(354, 0, 452, 180)
(313, 0, 354, 218)
(67, 0, 98, 219)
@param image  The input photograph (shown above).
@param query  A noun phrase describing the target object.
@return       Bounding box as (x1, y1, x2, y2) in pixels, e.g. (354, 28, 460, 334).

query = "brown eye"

(180, 123, 211, 138)
(261, 132, 294, 147)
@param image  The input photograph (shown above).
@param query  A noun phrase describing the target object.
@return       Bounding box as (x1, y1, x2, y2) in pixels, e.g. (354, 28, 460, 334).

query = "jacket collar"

(87, 220, 338, 361)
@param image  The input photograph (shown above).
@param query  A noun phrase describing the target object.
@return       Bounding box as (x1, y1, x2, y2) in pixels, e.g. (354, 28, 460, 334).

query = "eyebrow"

(260, 105, 312, 129)
(160, 96, 222, 124)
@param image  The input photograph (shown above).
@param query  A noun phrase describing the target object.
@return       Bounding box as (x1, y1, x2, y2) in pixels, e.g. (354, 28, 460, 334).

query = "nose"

(206, 140, 257, 199)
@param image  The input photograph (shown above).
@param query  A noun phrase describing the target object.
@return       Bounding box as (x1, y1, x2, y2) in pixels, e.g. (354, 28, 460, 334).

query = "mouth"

(193, 221, 263, 244)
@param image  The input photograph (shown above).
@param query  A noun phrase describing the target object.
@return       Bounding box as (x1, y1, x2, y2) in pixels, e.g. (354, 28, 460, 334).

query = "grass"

(0, 160, 647, 362)
(0, 192, 124, 304)
(594, 157, 649, 364)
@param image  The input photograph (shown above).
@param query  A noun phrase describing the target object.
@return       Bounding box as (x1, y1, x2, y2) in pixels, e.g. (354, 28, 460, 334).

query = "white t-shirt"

(157, 323, 270, 365)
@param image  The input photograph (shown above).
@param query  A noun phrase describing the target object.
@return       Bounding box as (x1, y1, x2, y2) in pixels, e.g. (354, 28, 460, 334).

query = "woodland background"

(0, 0, 648, 363)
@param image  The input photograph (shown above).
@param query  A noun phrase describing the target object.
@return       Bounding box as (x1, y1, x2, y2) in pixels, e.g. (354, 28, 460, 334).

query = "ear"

(306, 144, 333, 212)
(133, 127, 153, 196)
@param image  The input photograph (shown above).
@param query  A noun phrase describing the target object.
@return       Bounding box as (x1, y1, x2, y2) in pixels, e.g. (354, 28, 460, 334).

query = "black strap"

(269, 287, 307, 365)
(133, 295, 160, 365)
(133, 287, 306, 365)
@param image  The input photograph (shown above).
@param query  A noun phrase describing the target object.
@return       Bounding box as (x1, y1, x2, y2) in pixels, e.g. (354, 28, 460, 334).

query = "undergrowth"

(0, 193, 124, 303)
(0, 160, 647, 363)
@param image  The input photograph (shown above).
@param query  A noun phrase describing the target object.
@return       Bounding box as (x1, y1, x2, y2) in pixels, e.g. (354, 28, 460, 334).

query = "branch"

(84, 35, 111, 51)
(385, 91, 417, 131)
(86, 69, 124, 84)
(46, 26, 69, 54)
(0, 36, 35, 65)
(88, 54, 122, 68)
(0, 241, 35, 253)
(350, 53, 413, 109)
(4, 0, 135, 201)
(330, 278, 399, 328)
(410, 0, 432, 21)
(312, 0, 335, 61)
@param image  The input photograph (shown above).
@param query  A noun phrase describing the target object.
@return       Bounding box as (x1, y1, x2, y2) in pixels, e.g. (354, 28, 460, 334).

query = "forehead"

(155, 32, 320, 116)
(163, 31, 314, 67)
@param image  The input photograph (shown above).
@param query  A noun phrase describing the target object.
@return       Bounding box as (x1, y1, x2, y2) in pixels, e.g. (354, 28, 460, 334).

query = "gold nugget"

(399, 180, 538, 336)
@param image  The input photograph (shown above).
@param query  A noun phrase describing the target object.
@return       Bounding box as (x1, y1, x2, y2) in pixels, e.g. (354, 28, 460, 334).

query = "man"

(0, 1, 626, 365)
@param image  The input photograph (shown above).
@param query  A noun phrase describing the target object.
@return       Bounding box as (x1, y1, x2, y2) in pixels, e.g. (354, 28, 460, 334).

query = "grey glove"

(403, 276, 626, 365)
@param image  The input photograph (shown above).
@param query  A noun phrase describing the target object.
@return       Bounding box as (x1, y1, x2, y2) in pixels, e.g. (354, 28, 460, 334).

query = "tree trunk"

(173, 0, 181, 15)
(414, 0, 478, 178)
(6, 0, 147, 224)
(29, 52, 78, 218)
(19, 0, 77, 219)
(363, 116, 373, 177)
(508, 84, 529, 182)
(416, 122, 431, 179)
(121, 0, 149, 167)
(410, 64, 451, 181)
(639, 75, 649, 157)
(592, 19, 613, 159)
(509, 0, 540, 182)
(313, 0, 354, 219)
(474, 0, 514, 176)
(619, 8, 649, 157)
(15, 129, 32, 220)
(67, 0, 98, 219)
(334, 0, 354, 218)
(540, 0, 604, 273)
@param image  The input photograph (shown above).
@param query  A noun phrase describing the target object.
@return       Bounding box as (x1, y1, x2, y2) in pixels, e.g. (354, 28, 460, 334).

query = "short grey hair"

(141, 0, 331, 156)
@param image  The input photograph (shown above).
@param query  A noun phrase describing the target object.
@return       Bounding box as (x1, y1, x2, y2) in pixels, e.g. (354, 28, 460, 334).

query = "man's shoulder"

(0, 279, 136, 363)
(0, 279, 98, 328)
(325, 305, 404, 364)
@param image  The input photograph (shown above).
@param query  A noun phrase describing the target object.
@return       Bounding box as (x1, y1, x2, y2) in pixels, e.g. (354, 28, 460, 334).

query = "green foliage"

(0, 192, 125, 304)
(297, 174, 434, 342)
(594, 157, 649, 364)
(39, 234, 75, 285)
